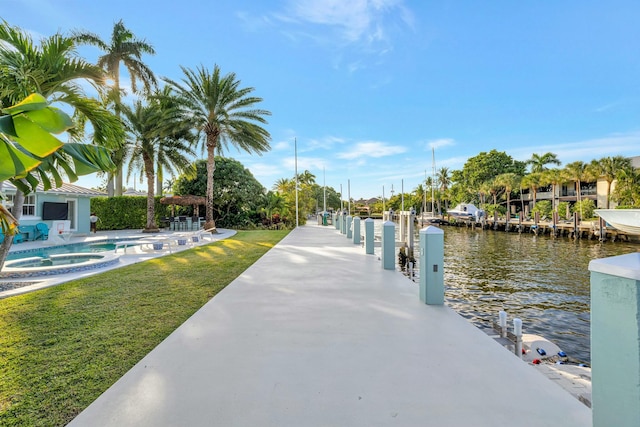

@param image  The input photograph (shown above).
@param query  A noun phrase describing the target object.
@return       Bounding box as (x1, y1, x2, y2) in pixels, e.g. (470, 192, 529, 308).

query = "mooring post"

(514, 318, 523, 359)
(341, 211, 347, 235)
(408, 209, 415, 252)
(499, 311, 507, 338)
(346, 215, 353, 239)
(573, 211, 580, 239)
(364, 218, 374, 255)
(334, 212, 339, 230)
(419, 225, 444, 304)
(352, 216, 361, 244)
(589, 253, 640, 426)
(381, 221, 395, 270)
(336, 212, 341, 231)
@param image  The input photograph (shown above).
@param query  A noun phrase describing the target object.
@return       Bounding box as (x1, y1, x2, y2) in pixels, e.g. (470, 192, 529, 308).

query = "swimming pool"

(1, 240, 124, 279)
(6, 240, 122, 261)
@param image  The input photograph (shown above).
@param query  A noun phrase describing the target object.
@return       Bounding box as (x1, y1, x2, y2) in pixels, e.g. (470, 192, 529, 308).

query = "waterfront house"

(1, 182, 105, 235)
(513, 155, 640, 217)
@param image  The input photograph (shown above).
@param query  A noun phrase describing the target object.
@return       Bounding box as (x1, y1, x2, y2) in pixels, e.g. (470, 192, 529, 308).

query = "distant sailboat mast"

(431, 147, 436, 217)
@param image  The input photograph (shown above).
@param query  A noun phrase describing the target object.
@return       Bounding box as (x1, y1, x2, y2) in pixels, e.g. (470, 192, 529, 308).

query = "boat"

(447, 203, 484, 220)
(594, 209, 640, 235)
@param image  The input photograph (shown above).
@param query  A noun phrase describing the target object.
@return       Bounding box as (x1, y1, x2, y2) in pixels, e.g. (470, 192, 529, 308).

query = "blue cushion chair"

(35, 222, 49, 240)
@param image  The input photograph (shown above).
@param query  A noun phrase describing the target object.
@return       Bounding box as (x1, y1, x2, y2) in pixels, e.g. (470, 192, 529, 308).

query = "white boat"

(447, 203, 484, 220)
(594, 209, 640, 235)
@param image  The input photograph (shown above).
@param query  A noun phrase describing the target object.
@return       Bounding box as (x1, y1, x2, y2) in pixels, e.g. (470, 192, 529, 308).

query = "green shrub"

(90, 197, 172, 230)
(556, 202, 570, 220)
(572, 199, 596, 219)
(531, 200, 552, 218)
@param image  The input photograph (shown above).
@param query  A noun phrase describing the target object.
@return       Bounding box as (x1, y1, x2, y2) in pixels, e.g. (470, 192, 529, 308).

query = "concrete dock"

(69, 225, 591, 426)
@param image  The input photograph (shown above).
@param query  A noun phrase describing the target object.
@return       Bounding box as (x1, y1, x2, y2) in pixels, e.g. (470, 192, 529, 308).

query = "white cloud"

(427, 138, 455, 150)
(508, 132, 640, 164)
(271, 0, 413, 63)
(336, 141, 407, 159)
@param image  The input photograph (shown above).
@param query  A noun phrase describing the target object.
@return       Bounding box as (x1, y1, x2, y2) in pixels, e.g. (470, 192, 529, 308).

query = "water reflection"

(401, 224, 637, 363)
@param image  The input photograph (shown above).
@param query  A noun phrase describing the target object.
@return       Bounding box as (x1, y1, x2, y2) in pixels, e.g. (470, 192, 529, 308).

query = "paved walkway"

(69, 225, 591, 426)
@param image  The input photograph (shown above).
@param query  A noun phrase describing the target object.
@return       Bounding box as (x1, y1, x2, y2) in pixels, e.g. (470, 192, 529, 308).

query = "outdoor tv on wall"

(42, 202, 69, 220)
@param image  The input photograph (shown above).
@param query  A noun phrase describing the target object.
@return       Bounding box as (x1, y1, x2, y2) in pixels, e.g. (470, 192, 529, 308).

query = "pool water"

(8, 254, 105, 268)
(6, 241, 119, 261)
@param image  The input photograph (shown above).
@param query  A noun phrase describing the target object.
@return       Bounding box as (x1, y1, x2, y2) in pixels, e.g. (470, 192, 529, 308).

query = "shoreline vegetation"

(0, 230, 289, 426)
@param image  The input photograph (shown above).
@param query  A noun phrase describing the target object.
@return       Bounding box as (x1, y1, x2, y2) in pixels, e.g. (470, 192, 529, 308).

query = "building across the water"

(511, 155, 639, 217)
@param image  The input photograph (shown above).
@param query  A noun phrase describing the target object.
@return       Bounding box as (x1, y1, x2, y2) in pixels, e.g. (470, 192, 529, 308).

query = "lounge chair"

(35, 223, 49, 240)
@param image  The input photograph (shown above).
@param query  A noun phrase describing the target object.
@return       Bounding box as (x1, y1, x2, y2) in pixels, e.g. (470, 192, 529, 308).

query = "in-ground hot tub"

(0, 253, 120, 279)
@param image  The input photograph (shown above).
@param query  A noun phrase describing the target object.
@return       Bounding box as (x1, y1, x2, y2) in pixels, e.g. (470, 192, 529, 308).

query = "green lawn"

(0, 230, 289, 426)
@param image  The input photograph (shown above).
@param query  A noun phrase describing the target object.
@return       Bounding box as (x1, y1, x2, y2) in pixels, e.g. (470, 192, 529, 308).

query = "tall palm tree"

(527, 152, 561, 173)
(165, 64, 271, 230)
(563, 161, 593, 218)
(540, 168, 562, 213)
(437, 167, 451, 213)
(0, 21, 122, 147)
(495, 173, 520, 220)
(73, 19, 157, 196)
(589, 156, 632, 208)
(273, 178, 293, 193)
(521, 172, 543, 208)
(122, 97, 195, 231)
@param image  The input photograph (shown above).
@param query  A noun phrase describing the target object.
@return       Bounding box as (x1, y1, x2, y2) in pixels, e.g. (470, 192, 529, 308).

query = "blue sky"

(3, 0, 640, 199)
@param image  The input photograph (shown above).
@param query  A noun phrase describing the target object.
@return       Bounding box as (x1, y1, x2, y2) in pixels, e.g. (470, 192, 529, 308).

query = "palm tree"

(612, 166, 640, 207)
(73, 19, 157, 196)
(122, 96, 195, 231)
(437, 167, 451, 213)
(165, 64, 271, 230)
(273, 178, 293, 193)
(589, 156, 632, 208)
(521, 172, 543, 208)
(495, 173, 520, 220)
(563, 161, 594, 218)
(527, 152, 561, 173)
(540, 168, 563, 213)
(262, 191, 286, 226)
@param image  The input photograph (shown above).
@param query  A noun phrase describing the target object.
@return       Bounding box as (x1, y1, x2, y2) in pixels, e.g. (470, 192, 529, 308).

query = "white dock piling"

(352, 216, 361, 244)
(364, 218, 374, 255)
(418, 226, 444, 305)
(514, 318, 523, 359)
(381, 221, 395, 270)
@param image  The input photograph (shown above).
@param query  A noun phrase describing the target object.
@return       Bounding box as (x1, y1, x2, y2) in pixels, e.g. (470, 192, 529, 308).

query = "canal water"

(381, 222, 638, 364)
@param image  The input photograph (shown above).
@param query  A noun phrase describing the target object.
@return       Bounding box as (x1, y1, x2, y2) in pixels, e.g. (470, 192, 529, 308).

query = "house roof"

(1, 181, 106, 197)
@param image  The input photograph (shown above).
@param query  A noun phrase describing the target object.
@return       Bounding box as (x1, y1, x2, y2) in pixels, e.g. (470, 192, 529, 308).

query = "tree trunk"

(0, 190, 23, 270)
(107, 173, 115, 197)
(143, 156, 159, 233)
(204, 138, 217, 231)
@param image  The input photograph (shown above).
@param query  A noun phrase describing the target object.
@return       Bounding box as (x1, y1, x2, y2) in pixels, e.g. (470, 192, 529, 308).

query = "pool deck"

(68, 224, 591, 426)
(0, 228, 236, 299)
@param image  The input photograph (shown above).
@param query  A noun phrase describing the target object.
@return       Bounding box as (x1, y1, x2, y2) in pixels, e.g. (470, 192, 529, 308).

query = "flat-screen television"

(42, 202, 69, 220)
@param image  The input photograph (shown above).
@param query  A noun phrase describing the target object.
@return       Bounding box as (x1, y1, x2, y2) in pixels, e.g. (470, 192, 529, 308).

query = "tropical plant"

(531, 200, 552, 218)
(0, 94, 116, 268)
(526, 152, 561, 173)
(0, 20, 123, 149)
(122, 95, 195, 231)
(589, 156, 632, 208)
(557, 201, 570, 220)
(165, 64, 271, 230)
(521, 172, 543, 208)
(540, 168, 563, 212)
(563, 161, 593, 218)
(494, 172, 521, 219)
(73, 19, 157, 196)
(611, 166, 640, 207)
(572, 199, 596, 219)
(174, 158, 267, 228)
(261, 191, 286, 226)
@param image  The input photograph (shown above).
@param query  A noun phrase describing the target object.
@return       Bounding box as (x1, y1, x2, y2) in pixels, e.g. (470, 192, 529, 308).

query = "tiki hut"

(160, 195, 206, 217)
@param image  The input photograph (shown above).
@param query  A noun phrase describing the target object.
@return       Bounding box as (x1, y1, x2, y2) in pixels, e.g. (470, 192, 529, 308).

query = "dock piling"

(381, 221, 395, 270)
(514, 318, 523, 359)
(364, 218, 374, 255)
(419, 226, 444, 305)
(499, 311, 507, 338)
(352, 216, 360, 244)
(346, 215, 352, 239)
(589, 253, 640, 426)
